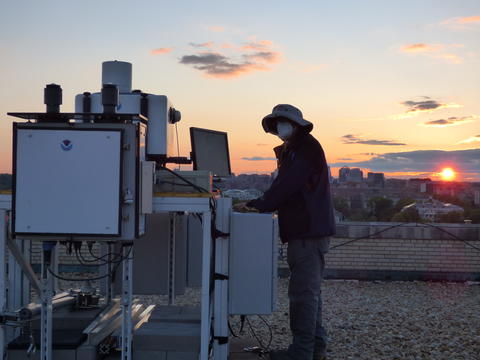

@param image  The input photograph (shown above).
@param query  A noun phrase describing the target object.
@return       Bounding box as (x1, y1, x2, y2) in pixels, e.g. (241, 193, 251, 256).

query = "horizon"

(1, 1, 479, 180)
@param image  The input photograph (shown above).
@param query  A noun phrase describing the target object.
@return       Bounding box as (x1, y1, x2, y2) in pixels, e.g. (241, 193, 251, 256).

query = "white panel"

(146, 95, 170, 158)
(229, 213, 276, 315)
(140, 161, 154, 214)
(15, 128, 121, 235)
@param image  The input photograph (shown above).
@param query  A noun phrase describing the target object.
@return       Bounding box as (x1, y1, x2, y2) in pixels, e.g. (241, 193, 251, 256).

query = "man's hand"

(233, 202, 258, 213)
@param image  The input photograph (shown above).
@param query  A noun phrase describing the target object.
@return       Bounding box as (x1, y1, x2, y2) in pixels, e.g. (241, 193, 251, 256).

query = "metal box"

(228, 213, 278, 315)
(12, 122, 148, 240)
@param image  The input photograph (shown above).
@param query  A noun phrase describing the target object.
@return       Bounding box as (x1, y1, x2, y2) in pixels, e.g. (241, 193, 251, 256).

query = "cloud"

(434, 53, 463, 64)
(341, 134, 406, 146)
(455, 15, 480, 23)
(400, 43, 442, 53)
(241, 40, 273, 51)
(179, 52, 268, 78)
(207, 25, 225, 32)
(150, 48, 172, 55)
(421, 116, 477, 127)
(331, 149, 480, 173)
(399, 43, 463, 64)
(458, 135, 480, 144)
(256, 143, 269, 146)
(242, 156, 277, 161)
(395, 97, 462, 118)
(179, 39, 281, 78)
(244, 51, 281, 63)
(442, 15, 480, 29)
(337, 157, 354, 161)
(189, 41, 214, 48)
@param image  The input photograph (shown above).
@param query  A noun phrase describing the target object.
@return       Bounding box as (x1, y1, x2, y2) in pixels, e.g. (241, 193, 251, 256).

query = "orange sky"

(1, 1, 479, 180)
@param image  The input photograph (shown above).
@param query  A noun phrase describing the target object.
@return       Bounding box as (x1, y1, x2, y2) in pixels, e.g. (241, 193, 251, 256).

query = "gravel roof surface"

(138, 279, 480, 360)
(232, 279, 480, 360)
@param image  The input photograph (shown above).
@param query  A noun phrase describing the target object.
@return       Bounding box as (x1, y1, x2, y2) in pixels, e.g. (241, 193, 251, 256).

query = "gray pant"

(286, 237, 330, 360)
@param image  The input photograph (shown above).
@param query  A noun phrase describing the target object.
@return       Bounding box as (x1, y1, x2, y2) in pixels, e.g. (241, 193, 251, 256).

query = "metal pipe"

(18, 295, 76, 320)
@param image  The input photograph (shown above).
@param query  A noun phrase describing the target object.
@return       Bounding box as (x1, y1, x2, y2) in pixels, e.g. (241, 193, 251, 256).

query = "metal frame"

(0, 209, 7, 360)
(121, 245, 134, 360)
(40, 245, 54, 360)
(153, 196, 213, 360)
(0, 195, 219, 360)
(213, 198, 231, 359)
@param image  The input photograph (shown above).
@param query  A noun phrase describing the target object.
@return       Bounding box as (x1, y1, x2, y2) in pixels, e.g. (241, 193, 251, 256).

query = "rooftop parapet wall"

(307, 222, 479, 281)
(334, 222, 480, 241)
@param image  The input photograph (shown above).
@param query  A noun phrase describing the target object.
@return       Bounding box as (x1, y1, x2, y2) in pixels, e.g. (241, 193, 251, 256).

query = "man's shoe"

(269, 350, 292, 360)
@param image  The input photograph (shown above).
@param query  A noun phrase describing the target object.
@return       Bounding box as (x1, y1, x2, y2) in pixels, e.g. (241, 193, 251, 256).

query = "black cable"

(89, 245, 126, 262)
(159, 180, 195, 187)
(158, 165, 210, 194)
(329, 222, 408, 250)
(86, 244, 128, 264)
(245, 316, 267, 351)
(329, 221, 480, 253)
(420, 222, 480, 252)
(47, 245, 132, 282)
(228, 320, 239, 337)
(175, 122, 180, 170)
(258, 315, 273, 351)
(74, 249, 104, 267)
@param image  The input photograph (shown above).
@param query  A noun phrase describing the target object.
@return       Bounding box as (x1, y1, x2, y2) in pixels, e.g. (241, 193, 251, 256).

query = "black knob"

(102, 84, 118, 114)
(44, 84, 62, 113)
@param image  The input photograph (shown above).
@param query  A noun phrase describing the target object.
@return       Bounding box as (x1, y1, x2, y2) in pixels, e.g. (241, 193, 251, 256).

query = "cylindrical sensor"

(102, 84, 119, 114)
(44, 84, 62, 113)
(102, 61, 132, 93)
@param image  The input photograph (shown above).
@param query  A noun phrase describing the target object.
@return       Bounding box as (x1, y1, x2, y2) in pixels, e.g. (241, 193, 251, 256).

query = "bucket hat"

(262, 104, 313, 134)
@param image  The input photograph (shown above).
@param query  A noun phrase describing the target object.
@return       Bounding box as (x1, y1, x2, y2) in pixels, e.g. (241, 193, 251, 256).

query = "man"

(244, 104, 335, 360)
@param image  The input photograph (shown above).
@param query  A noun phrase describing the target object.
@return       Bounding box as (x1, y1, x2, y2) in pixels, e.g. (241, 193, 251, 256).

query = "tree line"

(334, 195, 480, 224)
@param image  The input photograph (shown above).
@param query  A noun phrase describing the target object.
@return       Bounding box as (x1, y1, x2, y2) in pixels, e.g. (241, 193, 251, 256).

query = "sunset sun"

(440, 167, 456, 181)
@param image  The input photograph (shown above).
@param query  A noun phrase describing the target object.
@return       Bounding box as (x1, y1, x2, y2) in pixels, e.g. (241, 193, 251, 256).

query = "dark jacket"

(247, 131, 336, 242)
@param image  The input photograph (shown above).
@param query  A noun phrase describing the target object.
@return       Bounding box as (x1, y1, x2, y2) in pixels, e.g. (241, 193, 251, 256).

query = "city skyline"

(1, 1, 479, 180)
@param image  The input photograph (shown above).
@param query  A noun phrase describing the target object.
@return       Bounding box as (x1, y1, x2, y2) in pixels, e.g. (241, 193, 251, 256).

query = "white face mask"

(276, 121, 294, 140)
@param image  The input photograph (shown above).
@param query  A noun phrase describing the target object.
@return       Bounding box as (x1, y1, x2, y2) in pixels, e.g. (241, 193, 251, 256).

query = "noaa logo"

(60, 139, 73, 151)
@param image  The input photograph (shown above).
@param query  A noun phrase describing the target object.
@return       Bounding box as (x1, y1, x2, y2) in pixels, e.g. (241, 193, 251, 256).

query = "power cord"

(157, 165, 210, 194)
(420, 222, 480, 252)
(47, 245, 133, 282)
(329, 222, 408, 250)
(245, 315, 271, 353)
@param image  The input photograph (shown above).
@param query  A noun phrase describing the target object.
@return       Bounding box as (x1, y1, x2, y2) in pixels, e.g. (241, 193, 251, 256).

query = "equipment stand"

(168, 213, 176, 305)
(0, 210, 6, 360)
(40, 244, 55, 360)
(121, 244, 133, 360)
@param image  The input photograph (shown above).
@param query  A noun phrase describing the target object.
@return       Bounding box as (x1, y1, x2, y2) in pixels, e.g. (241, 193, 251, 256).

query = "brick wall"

(279, 222, 480, 281)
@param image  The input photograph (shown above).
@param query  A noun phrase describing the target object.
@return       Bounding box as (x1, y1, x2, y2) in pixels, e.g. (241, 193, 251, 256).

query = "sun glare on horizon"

(440, 167, 456, 181)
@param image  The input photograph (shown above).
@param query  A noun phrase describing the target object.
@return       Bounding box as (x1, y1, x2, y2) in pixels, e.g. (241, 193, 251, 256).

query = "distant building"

(367, 172, 385, 188)
(402, 198, 464, 222)
(339, 167, 363, 183)
(223, 189, 263, 201)
(475, 190, 480, 206)
(348, 168, 363, 182)
(385, 179, 407, 189)
(339, 167, 350, 183)
(407, 178, 432, 192)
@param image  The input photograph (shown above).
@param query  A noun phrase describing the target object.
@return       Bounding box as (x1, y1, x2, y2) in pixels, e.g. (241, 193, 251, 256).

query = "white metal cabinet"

(228, 213, 277, 315)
